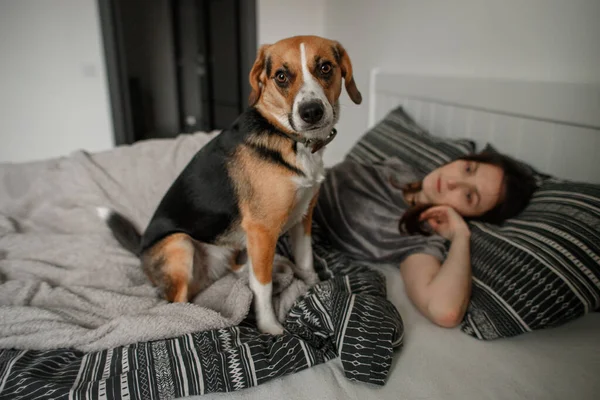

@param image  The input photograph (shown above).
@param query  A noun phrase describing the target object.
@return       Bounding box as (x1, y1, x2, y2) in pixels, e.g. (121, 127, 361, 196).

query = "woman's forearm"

(426, 232, 472, 326)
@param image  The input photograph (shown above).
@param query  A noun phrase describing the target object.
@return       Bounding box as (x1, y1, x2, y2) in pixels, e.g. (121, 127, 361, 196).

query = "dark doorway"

(98, 0, 257, 145)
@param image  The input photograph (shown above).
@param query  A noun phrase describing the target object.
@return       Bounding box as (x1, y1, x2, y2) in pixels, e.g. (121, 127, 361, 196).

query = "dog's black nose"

(299, 102, 324, 124)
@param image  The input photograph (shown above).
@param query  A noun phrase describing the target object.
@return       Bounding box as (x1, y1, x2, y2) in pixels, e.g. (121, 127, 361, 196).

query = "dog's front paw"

(257, 319, 285, 336)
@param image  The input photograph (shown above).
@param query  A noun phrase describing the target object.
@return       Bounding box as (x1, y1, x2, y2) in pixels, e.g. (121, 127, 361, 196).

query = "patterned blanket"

(0, 223, 403, 399)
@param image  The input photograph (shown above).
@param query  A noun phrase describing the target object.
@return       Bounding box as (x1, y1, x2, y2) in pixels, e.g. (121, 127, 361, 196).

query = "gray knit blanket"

(0, 132, 307, 352)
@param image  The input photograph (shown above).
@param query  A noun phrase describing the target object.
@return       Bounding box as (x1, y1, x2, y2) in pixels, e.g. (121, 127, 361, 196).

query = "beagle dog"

(100, 35, 362, 335)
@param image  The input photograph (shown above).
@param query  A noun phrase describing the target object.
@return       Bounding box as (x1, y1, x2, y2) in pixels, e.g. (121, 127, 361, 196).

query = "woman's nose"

(447, 179, 457, 190)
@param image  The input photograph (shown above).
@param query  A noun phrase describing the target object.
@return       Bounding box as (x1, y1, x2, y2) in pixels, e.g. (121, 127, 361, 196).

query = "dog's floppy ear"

(333, 42, 362, 105)
(248, 44, 271, 106)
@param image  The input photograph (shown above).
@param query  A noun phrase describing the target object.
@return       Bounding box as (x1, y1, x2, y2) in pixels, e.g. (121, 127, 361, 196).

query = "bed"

(0, 70, 599, 400)
(195, 71, 600, 400)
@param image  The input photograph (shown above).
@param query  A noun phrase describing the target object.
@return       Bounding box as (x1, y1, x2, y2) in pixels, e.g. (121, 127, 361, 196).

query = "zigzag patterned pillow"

(347, 106, 600, 339)
(463, 179, 600, 339)
(345, 106, 476, 172)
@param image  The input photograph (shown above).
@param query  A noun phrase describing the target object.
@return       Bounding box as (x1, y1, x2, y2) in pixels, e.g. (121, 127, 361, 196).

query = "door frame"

(97, 0, 257, 145)
(97, 0, 134, 146)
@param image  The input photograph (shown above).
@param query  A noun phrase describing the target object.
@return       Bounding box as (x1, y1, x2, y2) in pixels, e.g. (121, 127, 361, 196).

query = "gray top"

(313, 158, 448, 264)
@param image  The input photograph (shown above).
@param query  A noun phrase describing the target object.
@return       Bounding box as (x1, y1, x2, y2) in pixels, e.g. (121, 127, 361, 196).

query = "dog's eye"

(275, 72, 287, 83)
(320, 63, 332, 75)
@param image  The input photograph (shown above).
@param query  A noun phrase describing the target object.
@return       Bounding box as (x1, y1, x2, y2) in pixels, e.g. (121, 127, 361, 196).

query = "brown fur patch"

(167, 271, 189, 303)
(243, 219, 279, 285)
(143, 233, 195, 303)
(229, 142, 299, 285)
(247, 130, 298, 163)
(229, 143, 297, 222)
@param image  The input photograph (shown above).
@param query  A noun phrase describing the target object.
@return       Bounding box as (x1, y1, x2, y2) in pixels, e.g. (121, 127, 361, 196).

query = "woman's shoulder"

(378, 157, 420, 172)
(328, 157, 423, 184)
(330, 157, 419, 174)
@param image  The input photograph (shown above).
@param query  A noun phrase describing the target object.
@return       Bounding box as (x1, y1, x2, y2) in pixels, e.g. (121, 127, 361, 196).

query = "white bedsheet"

(197, 263, 600, 400)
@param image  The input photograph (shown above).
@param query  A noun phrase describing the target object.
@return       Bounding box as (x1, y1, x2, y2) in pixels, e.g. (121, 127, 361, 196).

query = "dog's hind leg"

(142, 233, 195, 303)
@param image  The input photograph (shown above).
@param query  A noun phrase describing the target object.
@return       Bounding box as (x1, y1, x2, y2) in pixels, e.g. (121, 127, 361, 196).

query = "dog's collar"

(282, 128, 338, 154)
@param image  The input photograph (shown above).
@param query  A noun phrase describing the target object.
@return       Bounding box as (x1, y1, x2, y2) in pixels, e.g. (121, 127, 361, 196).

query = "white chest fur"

(284, 145, 326, 233)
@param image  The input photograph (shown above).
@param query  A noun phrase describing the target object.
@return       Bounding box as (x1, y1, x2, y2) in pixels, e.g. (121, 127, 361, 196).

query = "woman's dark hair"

(398, 150, 538, 235)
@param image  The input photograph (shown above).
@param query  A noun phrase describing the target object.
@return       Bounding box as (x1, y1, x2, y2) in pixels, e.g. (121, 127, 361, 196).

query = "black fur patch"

(332, 45, 342, 65)
(242, 109, 303, 174)
(141, 122, 247, 249)
(235, 248, 248, 265)
(266, 56, 272, 77)
(247, 142, 304, 176)
(106, 210, 142, 255)
(140, 107, 302, 251)
(241, 107, 286, 136)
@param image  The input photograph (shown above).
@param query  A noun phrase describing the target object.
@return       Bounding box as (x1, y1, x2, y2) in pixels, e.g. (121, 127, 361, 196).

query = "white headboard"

(368, 69, 600, 184)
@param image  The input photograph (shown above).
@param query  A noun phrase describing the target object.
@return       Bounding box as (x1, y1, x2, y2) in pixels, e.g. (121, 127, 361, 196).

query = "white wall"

(257, 0, 325, 45)
(3, 0, 597, 165)
(0, 0, 114, 164)
(322, 0, 600, 166)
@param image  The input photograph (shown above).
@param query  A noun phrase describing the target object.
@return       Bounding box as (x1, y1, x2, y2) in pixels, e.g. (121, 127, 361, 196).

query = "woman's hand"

(419, 205, 470, 241)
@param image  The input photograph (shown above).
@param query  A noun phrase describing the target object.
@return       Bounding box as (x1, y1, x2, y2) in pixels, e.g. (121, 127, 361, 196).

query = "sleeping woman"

(313, 150, 537, 328)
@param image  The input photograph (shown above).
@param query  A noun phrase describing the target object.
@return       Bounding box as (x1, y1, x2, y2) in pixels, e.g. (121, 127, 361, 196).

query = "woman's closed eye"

(465, 191, 473, 204)
(465, 161, 477, 174)
(465, 189, 480, 207)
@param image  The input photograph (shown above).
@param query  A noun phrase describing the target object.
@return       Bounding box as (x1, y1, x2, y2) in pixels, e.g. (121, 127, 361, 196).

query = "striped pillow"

(463, 179, 600, 339)
(345, 106, 476, 173)
(346, 106, 600, 339)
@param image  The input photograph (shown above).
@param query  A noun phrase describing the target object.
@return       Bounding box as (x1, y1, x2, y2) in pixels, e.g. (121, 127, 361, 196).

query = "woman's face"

(419, 160, 505, 217)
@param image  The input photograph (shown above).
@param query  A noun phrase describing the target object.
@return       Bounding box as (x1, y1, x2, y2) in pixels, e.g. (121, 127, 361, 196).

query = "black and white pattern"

(462, 180, 600, 339)
(345, 106, 476, 173)
(346, 105, 600, 340)
(0, 224, 403, 399)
